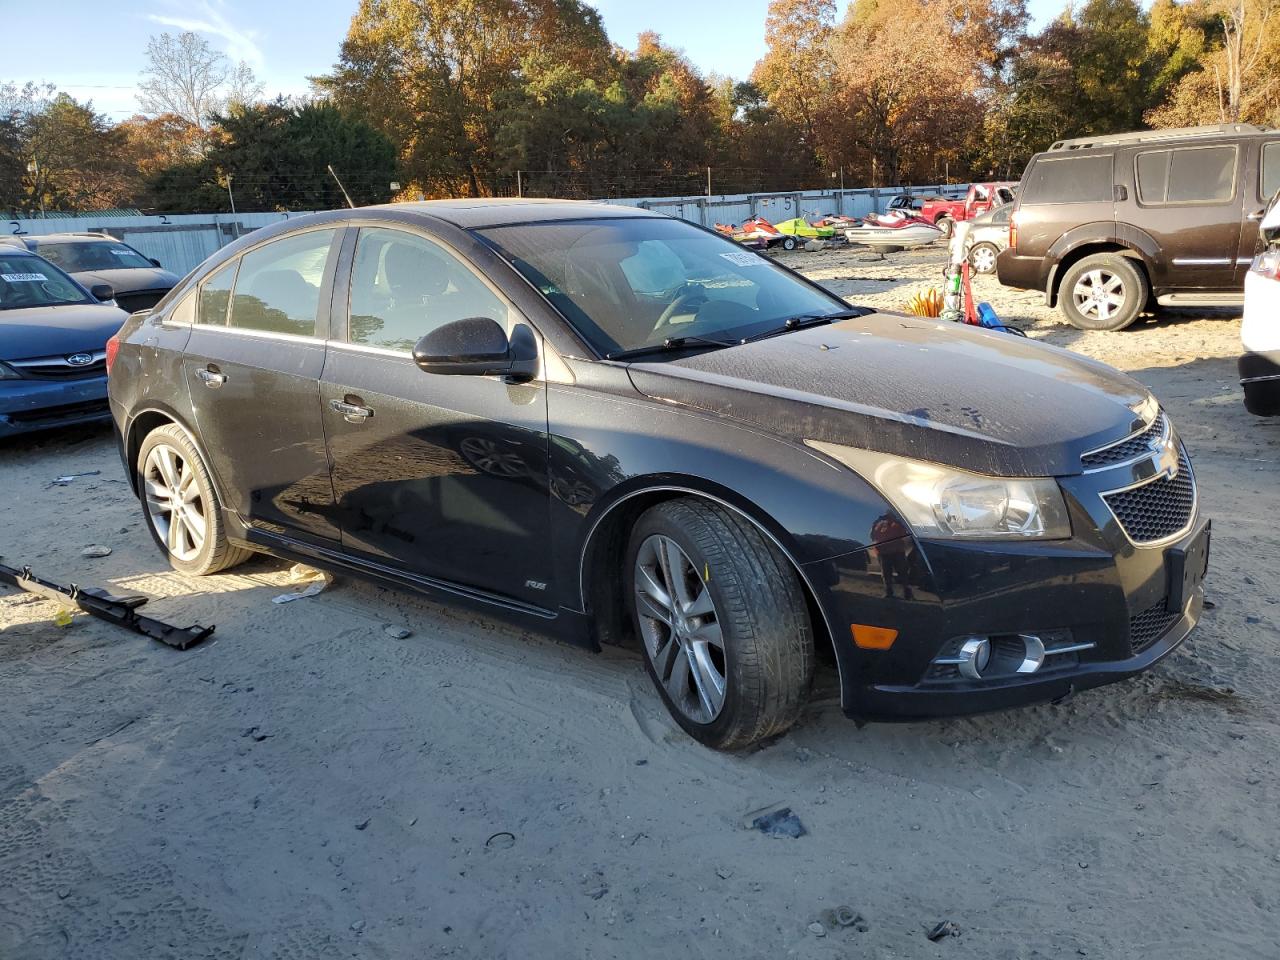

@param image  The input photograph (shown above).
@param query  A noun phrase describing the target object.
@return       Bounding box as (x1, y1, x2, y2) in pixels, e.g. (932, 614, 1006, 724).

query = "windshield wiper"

(605, 334, 738, 362)
(739, 309, 868, 344)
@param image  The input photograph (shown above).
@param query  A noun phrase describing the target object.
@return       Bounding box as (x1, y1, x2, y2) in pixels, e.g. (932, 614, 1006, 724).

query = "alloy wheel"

(633, 534, 727, 724)
(142, 443, 207, 563)
(1071, 269, 1127, 324)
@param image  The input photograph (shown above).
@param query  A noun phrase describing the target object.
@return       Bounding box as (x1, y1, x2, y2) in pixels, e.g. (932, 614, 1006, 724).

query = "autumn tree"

(23, 94, 139, 211)
(319, 0, 614, 197)
(1147, 0, 1280, 125)
(751, 0, 836, 164)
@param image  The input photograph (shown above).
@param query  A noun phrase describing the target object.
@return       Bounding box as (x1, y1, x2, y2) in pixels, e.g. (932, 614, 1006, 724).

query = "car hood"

(626, 313, 1150, 477)
(69, 266, 179, 293)
(0, 303, 129, 360)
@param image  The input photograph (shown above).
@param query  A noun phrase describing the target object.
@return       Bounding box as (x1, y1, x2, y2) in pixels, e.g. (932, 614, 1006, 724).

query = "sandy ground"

(2, 245, 1279, 959)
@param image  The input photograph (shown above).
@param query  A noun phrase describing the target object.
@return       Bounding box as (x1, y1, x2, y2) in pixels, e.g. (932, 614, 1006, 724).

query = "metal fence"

(5, 184, 972, 277)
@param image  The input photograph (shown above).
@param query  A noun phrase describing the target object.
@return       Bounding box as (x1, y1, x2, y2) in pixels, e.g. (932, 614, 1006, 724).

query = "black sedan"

(105, 201, 1208, 749)
(17, 233, 180, 314)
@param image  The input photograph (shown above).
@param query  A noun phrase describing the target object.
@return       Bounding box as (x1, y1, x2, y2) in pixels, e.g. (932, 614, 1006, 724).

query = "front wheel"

(1059, 254, 1147, 331)
(626, 498, 814, 750)
(137, 423, 252, 575)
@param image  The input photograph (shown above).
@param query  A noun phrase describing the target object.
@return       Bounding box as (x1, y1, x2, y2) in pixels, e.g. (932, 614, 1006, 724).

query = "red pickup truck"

(920, 182, 1017, 238)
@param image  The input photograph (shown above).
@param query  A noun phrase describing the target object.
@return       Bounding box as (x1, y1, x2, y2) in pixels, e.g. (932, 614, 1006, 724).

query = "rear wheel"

(1059, 254, 1147, 331)
(936, 216, 954, 239)
(968, 242, 999, 274)
(626, 498, 814, 750)
(137, 423, 252, 576)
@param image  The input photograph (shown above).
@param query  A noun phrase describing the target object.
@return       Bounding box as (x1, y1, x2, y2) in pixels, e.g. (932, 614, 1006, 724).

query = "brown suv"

(997, 123, 1280, 330)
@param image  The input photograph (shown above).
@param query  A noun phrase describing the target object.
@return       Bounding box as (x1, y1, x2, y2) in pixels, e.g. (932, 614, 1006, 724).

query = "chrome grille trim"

(1081, 412, 1169, 472)
(1101, 444, 1197, 547)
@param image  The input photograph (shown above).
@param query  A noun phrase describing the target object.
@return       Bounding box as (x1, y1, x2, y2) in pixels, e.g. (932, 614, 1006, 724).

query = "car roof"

(20, 233, 118, 243)
(371, 198, 662, 230)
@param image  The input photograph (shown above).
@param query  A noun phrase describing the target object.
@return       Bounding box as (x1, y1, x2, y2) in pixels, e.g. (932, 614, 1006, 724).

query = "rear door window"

(1021, 155, 1113, 204)
(1262, 142, 1280, 200)
(227, 229, 336, 336)
(1136, 146, 1237, 204)
(197, 260, 237, 326)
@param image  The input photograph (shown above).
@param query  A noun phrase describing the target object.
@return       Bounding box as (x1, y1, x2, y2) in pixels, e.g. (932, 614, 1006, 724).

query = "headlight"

(807, 440, 1072, 540)
(0, 361, 24, 380)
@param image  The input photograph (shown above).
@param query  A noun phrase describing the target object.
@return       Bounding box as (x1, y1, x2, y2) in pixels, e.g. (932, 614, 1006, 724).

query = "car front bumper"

(0, 375, 110, 437)
(804, 443, 1207, 721)
(1239, 351, 1280, 416)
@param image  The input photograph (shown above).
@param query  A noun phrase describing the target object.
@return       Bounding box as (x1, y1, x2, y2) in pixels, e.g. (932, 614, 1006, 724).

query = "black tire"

(136, 423, 253, 576)
(936, 216, 954, 239)
(1058, 253, 1148, 331)
(625, 498, 814, 750)
(781, 236, 797, 251)
(968, 242, 1000, 274)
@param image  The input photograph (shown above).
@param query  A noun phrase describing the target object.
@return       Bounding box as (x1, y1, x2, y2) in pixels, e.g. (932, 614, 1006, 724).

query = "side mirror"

(149, 258, 163, 268)
(89, 283, 115, 302)
(414, 316, 535, 378)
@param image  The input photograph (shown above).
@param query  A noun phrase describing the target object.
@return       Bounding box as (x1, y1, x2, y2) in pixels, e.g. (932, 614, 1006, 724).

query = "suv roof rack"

(1048, 123, 1274, 151)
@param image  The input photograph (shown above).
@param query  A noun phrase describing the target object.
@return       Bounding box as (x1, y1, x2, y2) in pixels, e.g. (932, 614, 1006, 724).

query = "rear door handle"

(1247, 208, 1266, 222)
(196, 366, 226, 388)
(329, 397, 373, 423)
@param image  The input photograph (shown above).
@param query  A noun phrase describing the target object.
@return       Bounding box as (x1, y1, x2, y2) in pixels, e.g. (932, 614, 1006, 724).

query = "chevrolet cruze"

(106, 201, 1209, 749)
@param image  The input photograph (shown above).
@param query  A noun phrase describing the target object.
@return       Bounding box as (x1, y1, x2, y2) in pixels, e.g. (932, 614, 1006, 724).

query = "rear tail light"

(1009, 211, 1019, 251)
(1251, 248, 1280, 281)
(105, 334, 120, 374)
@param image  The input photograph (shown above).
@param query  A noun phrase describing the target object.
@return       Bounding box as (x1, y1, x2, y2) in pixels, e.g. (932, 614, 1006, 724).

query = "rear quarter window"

(1020, 155, 1113, 204)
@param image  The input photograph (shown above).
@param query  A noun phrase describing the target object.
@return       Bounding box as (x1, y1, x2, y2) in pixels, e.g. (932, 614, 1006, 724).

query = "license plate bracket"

(1166, 520, 1210, 614)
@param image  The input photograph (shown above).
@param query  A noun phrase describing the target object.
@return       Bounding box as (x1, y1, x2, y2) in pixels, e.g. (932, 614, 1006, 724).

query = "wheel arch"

(1046, 241, 1153, 307)
(577, 480, 839, 683)
(123, 404, 223, 504)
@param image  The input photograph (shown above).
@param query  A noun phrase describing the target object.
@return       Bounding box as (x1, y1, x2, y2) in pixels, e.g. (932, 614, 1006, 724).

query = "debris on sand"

(928, 920, 961, 941)
(383, 625, 412, 639)
(741, 802, 807, 839)
(81, 545, 112, 558)
(272, 564, 332, 603)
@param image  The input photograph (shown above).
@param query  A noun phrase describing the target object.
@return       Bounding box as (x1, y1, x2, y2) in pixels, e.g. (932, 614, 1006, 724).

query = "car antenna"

(327, 164, 356, 209)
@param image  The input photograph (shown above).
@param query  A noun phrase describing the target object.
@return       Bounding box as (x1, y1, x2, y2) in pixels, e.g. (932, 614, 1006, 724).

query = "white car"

(1241, 193, 1280, 415)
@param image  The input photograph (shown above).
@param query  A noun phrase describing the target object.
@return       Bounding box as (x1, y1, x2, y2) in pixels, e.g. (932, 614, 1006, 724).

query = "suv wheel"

(968, 242, 999, 274)
(626, 498, 814, 750)
(936, 216, 954, 239)
(1060, 254, 1147, 331)
(137, 423, 253, 576)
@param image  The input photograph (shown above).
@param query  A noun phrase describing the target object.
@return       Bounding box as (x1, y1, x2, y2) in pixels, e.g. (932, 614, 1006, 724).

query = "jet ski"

(843, 211, 943, 251)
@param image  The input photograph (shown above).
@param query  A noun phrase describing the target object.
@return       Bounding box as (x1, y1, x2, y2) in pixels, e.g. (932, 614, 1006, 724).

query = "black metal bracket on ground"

(0, 559, 215, 650)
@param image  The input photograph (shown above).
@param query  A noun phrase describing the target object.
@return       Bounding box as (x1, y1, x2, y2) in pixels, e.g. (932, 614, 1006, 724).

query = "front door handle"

(329, 396, 373, 423)
(196, 366, 227, 388)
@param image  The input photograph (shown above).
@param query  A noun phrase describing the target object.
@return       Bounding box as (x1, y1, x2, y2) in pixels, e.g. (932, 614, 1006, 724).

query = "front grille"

(1129, 599, 1181, 653)
(9, 352, 106, 380)
(115, 290, 168, 313)
(1103, 446, 1195, 544)
(1083, 413, 1167, 470)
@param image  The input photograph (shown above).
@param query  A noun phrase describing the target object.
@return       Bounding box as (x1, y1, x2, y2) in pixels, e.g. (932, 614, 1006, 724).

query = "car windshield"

(0, 254, 89, 310)
(35, 240, 153, 272)
(478, 217, 848, 356)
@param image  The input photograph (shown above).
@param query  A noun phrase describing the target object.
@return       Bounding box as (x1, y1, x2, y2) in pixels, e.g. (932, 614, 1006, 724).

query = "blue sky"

(2, 0, 1068, 121)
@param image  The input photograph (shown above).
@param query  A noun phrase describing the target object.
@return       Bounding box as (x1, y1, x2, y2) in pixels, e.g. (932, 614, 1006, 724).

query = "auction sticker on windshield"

(720, 251, 766, 267)
(1, 273, 49, 282)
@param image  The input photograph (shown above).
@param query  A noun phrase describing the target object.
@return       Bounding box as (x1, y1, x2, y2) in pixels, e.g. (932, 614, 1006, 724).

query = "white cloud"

(148, 0, 264, 69)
